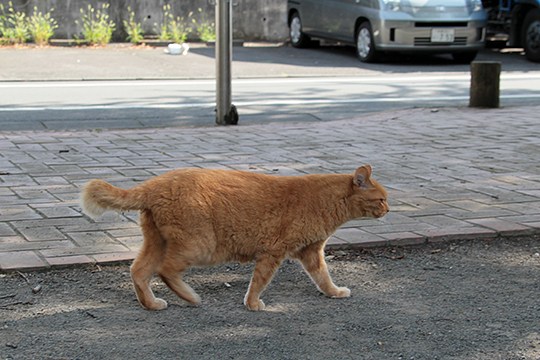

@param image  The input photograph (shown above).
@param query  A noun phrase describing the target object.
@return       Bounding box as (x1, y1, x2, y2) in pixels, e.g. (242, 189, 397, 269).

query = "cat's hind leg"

(293, 241, 351, 298)
(244, 254, 283, 311)
(157, 233, 201, 306)
(130, 210, 168, 310)
(158, 266, 201, 306)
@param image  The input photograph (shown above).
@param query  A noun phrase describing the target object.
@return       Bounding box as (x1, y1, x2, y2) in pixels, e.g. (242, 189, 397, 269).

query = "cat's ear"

(353, 165, 372, 188)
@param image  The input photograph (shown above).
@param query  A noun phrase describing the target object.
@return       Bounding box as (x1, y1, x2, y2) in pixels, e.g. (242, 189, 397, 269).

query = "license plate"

(431, 28, 455, 43)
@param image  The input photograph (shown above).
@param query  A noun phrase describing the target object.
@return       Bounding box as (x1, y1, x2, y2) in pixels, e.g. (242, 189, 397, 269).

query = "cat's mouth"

(373, 205, 390, 218)
(358, 209, 388, 219)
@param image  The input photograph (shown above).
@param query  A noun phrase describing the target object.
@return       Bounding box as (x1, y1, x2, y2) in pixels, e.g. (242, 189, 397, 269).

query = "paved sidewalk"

(1, 105, 539, 271)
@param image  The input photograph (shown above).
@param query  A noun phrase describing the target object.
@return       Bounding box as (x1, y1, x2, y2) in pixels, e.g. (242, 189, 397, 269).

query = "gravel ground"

(1, 236, 539, 360)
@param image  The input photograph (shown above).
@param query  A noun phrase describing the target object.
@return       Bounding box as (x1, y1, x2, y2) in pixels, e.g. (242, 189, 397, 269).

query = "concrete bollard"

(469, 61, 501, 108)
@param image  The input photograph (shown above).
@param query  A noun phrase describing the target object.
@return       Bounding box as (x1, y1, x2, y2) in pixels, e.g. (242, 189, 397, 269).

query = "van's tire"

(452, 51, 478, 64)
(355, 22, 379, 63)
(289, 12, 311, 48)
(523, 9, 540, 62)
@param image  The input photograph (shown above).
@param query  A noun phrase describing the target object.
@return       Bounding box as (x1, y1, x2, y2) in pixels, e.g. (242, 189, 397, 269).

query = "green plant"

(192, 8, 215, 42)
(123, 6, 143, 44)
(157, 4, 189, 43)
(76, 3, 116, 45)
(1, 2, 29, 44)
(0, 4, 7, 43)
(156, 4, 170, 41)
(28, 7, 58, 46)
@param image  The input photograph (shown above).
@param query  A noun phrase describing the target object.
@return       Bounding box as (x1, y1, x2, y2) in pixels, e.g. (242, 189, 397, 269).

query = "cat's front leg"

(293, 241, 351, 299)
(244, 255, 283, 311)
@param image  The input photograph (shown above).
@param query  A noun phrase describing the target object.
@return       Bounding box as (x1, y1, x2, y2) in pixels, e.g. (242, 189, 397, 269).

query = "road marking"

(1, 73, 540, 88)
(1, 94, 539, 112)
(1, 74, 538, 112)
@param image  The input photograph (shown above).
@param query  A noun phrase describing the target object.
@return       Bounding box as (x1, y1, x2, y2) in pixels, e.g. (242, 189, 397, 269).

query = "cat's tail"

(80, 179, 146, 218)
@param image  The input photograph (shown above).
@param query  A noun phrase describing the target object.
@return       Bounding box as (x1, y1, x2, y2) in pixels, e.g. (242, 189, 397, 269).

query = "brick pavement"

(1, 106, 539, 271)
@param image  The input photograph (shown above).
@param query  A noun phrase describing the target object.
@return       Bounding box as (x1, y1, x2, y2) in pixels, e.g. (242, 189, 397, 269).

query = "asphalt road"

(1, 45, 539, 130)
(2, 74, 540, 130)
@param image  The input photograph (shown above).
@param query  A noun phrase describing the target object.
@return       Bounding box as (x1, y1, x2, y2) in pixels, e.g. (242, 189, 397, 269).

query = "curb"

(2, 228, 538, 273)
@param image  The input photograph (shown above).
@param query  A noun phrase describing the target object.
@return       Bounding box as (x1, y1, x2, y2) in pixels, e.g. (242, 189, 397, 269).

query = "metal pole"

(215, 0, 238, 125)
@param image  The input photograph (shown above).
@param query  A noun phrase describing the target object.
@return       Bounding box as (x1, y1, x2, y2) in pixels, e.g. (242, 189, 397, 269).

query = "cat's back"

(144, 168, 348, 196)
(140, 168, 289, 228)
(140, 168, 286, 202)
(154, 168, 278, 188)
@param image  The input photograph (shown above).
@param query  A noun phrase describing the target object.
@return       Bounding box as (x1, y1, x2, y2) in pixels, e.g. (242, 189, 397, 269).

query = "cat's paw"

(147, 298, 168, 311)
(245, 299, 266, 311)
(331, 287, 351, 298)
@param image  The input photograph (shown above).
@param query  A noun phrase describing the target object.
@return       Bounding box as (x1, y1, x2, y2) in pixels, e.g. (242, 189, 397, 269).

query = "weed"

(1, 2, 29, 44)
(123, 6, 143, 44)
(193, 8, 215, 42)
(76, 3, 116, 45)
(0, 4, 7, 44)
(28, 7, 58, 46)
(157, 4, 189, 43)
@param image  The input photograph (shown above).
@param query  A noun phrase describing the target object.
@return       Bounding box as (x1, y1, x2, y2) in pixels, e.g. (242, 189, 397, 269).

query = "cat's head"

(349, 165, 389, 219)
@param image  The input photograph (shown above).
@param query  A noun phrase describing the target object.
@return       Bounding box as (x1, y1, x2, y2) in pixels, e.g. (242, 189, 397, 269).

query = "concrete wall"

(1, 0, 289, 41)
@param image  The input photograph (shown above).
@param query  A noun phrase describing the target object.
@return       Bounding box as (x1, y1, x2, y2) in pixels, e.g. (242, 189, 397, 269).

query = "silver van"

(287, 0, 487, 63)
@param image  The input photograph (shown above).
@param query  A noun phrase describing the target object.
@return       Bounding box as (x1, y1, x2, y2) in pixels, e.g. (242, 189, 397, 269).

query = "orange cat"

(80, 165, 388, 311)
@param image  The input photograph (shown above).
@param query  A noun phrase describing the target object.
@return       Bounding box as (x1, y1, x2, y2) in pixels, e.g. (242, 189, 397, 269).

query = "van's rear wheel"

(289, 12, 311, 48)
(356, 22, 379, 63)
(523, 9, 540, 62)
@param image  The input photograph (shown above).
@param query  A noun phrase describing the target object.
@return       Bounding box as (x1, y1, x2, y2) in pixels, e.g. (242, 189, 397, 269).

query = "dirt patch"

(1, 237, 539, 360)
